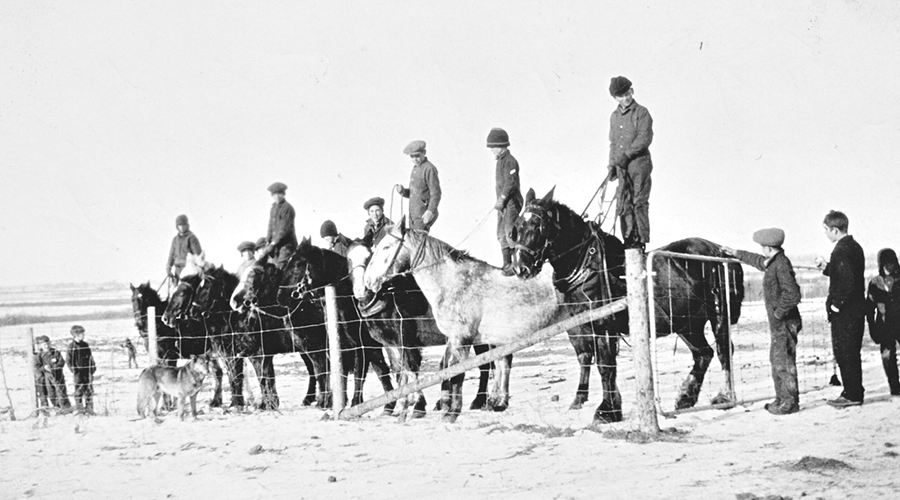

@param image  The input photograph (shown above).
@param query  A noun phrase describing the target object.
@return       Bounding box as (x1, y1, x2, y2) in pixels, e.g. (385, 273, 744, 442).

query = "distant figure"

(486, 128, 523, 276)
(362, 197, 393, 247)
(32, 344, 50, 413)
(723, 228, 802, 415)
(264, 182, 298, 269)
(607, 76, 653, 250)
(865, 248, 900, 396)
(66, 325, 97, 415)
(395, 140, 441, 232)
(121, 338, 138, 369)
(35, 335, 72, 413)
(236, 240, 257, 277)
(816, 210, 866, 408)
(321, 220, 353, 258)
(166, 214, 203, 280)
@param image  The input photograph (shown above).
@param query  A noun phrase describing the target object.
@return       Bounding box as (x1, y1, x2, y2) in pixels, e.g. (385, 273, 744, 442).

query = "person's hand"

(166, 266, 174, 278)
(815, 256, 827, 270)
(422, 210, 434, 225)
(607, 164, 617, 181)
(720, 245, 735, 256)
(395, 184, 404, 195)
(494, 198, 505, 211)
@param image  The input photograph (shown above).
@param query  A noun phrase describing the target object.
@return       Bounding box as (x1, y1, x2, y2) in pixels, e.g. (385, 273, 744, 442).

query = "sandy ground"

(1, 291, 898, 499)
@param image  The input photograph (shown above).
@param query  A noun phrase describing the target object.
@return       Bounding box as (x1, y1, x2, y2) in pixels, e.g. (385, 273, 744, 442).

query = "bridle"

(513, 204, 560, 269)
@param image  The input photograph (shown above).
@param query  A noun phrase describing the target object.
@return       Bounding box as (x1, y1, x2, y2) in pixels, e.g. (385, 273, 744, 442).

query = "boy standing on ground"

(67, 325, 96, 415)
(487, 128, 523, 276)
(35, 335, 72, 413)
(865, 248, 900, 396)
(723, 228, 802, 415)
(121, 337, 137, 369)
(816, 210, 867, 407)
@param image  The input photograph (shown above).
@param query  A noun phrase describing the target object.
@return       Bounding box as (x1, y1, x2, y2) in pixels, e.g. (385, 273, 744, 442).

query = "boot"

(501, 248, 514, 276)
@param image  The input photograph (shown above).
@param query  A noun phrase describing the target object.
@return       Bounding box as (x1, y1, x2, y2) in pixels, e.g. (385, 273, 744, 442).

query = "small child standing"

(723, 228, 803, 415)
(122, 337, 137, 369)
(66, 325, 96, 415)
(32, 343, 50, 413)
(865, 248, 900, 396)
(35, 335, 72, 413)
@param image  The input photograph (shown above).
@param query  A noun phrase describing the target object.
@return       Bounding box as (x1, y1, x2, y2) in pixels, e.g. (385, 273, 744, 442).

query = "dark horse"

(130, 282, 224, 407)
(281, 238, 396, 412)
(510, 187, 744, 421)
(162, 266, 318, 409)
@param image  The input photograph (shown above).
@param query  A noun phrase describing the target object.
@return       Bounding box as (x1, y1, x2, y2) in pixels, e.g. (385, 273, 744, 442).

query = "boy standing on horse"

(166, 214, 203, 280)
(607, 76, 653, 250)
(362, 196, 393, 247)
(487, 128, 523, 276)
(66, 325, 96, 415)
(723, 229, 802, 415)
(396, 140, 442, 232)
(265, 182, 298, 269)
(321, 220, 353, 258)
(816, 210, 867, 408)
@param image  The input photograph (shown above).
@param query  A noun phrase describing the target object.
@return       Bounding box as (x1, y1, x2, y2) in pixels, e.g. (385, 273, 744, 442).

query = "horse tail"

(712, 261, 744, 326)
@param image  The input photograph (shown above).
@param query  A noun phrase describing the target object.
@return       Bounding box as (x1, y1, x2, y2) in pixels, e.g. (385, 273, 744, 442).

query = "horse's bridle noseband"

(514, 204, 560, 267)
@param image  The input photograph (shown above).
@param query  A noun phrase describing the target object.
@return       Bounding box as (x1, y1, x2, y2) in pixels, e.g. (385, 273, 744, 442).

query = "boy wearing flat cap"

(166, 214, 203, 280)
(66, 325, 96, 415)
(265, 182, 298, 269)
(396, 140, 442, 232)
(35, 335, 72, 413)
(321, 220, 353, 258)
(236, 240, 257, 277)
(362, 197, 393, 247)
(487, 128, 523, 276)
(723, 228, 802, 415)
(607, 76, 654, 251)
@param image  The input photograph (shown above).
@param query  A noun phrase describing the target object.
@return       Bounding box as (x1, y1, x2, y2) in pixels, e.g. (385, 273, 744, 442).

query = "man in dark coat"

(166, 214, 203, 279)
(396, 140, 442, 232)
(816, 210, 866, 407)
(724, 228, 802, 415)
(321, 220, 353, 258)
(66, 325, 96, 415)
(487, 128, 523, 276)
(607, 76, 653, 250)
(265, 182, 298, 269)
(362, 196, 393, 247)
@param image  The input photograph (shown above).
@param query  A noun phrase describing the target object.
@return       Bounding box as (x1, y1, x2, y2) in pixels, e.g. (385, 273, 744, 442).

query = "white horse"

(364, 222, 563, 422)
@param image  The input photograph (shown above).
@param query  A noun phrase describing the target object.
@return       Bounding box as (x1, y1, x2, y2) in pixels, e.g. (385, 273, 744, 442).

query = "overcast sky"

(2, 1, 899, 287)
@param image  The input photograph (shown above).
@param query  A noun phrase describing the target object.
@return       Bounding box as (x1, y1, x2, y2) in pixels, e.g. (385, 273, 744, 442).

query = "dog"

(136, 354, 211, 421)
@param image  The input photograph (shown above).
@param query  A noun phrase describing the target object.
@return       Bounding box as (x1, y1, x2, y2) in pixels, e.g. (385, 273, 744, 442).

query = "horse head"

(194, 265, 238, 319)
(130, 282, 161, 335)
(347, 241, 373, 301)
(230, 256, 282, 314)
(162, 275, 201, 327)
(510, 187, 561, 279)
(364, 217, 415, 293)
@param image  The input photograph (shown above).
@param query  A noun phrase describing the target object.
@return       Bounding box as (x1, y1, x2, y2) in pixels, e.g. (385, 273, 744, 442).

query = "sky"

(2, 1, 899, 287)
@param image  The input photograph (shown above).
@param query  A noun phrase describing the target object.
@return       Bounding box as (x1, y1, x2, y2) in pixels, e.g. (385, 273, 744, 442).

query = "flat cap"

(752, 228, 785, 247)
(70, 325, 85, 335)
(175, 214, 189, 225)
(320, 220, 338, 238)
(255, 237, 268, 250)
(267, 182, 287, 194)
(35, 335, 50, 344)
(403, 140, 426, 156)
(486, 128, 510, 148)
(609, 76, 632, 97)
(237, 241, 256, 253)
(363, 197, 385, 211)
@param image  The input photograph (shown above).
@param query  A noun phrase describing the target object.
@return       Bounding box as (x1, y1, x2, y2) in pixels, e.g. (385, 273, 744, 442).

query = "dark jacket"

(824, 235, 866, 316)
(495, 150, 523, 211)
(866, 274, 900, 344)
(37, 348, 67, 382)
(363, 216, 393, 247)
(328, 234, 354, 259)
(735, 250, 802, 324)
(67, 340, 96, 374)
(400, 159, 442, 224)
(167, 230, 202, 269)
(267, 200, 298, 249)
(609, 99, 653, 171)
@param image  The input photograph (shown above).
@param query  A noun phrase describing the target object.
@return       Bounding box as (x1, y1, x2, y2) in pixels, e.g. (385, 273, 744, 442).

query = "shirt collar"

(763, 249, 783, 268)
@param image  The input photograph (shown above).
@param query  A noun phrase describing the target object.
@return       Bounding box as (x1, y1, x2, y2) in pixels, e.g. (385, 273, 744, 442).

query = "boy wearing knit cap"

(166, 214, 203, 280)
(66, 325, 96, 415)
(320, 220, 353, 258)
(486, 127, 523, 276)
(722, 228, 802, 415)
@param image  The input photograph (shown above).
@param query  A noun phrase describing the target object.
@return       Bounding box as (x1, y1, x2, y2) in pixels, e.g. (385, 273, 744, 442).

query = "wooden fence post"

(325, 286, 345, 415)
(26, 327, 37, 415)
(340, 297, 628, 419)
(147, 306, 158, 366)
(626, 249, 659, 435)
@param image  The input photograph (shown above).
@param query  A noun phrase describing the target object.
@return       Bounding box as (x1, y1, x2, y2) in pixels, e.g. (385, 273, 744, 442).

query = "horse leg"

(486, 353, 512, 412)
(710, 315, 735, 404)
(437, 345, 452, 412)
(366, 346, 396, 416)
(568, 326, 593, 410)
(408, 347, 428, 419)
(308, 350, 331, 409)
(443, 344, 470, 423)
(209, 356, 224, 408)
(675, 332, 714, 410)
(469, 344, 490, 410)
(250, 355, 279, 410)
(225, 356, 246, 409)
(300, 353, 317, 406)
(593, 326, 623, 423)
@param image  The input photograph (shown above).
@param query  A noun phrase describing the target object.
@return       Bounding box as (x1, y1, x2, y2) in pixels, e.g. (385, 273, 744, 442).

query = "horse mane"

(407, 229, 474, 264)
(136, 282, 163, 306)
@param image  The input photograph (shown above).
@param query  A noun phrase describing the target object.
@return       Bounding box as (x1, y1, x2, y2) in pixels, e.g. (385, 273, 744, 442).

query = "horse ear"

(541, 186, 556, 204)
(525, 188, 536, 205)
(130, 283, 135, 292)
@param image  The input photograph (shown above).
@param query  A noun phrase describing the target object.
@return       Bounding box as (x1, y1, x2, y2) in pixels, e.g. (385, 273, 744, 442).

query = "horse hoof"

(382, 406, 396, 418)
(569, 400, 584, 410)
(469, 396, 487, 411)
(441, 413, 459, 424)
(675, 395, 696, 410)
(411, 408, 427, 419)
(486, 400, 508, 412)
(709, 392, 731, 406)
(301, 397, 316, 407)
(593, 410, 623, 424)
